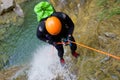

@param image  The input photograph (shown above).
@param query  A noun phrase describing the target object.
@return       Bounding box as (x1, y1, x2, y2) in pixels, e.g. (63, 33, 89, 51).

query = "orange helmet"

(45, 16, 62, 35)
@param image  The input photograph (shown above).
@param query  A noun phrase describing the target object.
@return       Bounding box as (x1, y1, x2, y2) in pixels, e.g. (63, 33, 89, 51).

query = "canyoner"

(34, 1, 79, 66)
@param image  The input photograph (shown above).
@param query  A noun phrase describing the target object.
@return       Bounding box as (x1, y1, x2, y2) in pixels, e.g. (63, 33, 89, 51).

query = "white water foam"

(28, 45, 76, 80)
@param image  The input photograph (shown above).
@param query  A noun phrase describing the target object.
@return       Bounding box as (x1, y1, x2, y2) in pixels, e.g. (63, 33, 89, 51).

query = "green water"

(7, 0, 46, 66)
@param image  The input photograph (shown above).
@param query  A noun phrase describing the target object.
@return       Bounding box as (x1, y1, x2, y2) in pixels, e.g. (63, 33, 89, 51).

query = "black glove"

(52, 42, 57, 46)
(67, 34, 72, 41)
(46, 40, 53, 44)
(47, 40, 57, 46)
(61, 38, 69, 46)
(67, 34, 73, 46)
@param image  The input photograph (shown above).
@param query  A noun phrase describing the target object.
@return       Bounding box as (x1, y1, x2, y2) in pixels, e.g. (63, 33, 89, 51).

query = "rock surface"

(13, 3, 24, 17)
(0, 0, 24, 17)
(0, 0, 15, 14)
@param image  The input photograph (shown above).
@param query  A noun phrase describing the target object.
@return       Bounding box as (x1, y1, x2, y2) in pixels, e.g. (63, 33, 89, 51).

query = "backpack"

(34, 1, 55, 22)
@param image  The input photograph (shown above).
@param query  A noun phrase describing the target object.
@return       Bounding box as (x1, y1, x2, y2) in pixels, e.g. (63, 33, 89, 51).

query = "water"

(8, 0, 43, 66)
(6, 0, 77, 79)
(28, 45, 77, 80)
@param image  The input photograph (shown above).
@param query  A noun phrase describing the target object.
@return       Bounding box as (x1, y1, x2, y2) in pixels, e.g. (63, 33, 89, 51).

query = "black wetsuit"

(36, 12, 77, 59)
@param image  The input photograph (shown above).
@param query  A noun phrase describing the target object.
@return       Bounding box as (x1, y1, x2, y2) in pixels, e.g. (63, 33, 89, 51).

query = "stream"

(8, 0, 42, 66)
(6, 0, 77, 80)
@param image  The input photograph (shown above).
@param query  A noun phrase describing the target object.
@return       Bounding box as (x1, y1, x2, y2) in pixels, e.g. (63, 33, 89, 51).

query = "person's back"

(34, 1, 79, 66)
(51, 12, 74, 38)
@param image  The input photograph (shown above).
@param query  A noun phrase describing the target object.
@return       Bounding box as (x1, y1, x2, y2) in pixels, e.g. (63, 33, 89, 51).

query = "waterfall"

(28, 45, 77, 80)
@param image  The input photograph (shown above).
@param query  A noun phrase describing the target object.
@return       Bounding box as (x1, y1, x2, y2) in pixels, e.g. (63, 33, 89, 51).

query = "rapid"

(28, 45, 76, 80)
(6, 0, 77, 79)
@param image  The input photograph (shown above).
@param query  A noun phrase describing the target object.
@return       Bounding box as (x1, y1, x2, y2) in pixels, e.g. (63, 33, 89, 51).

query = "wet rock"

(0, 0, 24, 17)
(116, 66, 120, 73)
(98, 36, 108, 43)
(80, 0, 86, 6)
(104, 32, 117, 39)
(0, 0, 15, 15)
(100, 56, 110, 63)
(111, 75, 119, 80)
(0, 4, 2, 14)
(13, 3, 24, 17)
(0, 66, 23, 80)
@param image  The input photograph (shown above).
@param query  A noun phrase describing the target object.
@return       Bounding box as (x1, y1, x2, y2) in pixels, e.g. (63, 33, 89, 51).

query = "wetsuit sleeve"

(36, 21, 54, 44)
(52, 12, 74, 35)
(63, 13, 74, 35)
(36, 23, 47, 42)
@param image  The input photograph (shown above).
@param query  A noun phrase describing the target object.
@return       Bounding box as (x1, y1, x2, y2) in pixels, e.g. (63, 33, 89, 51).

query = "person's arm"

(36, 21, 54, 44)
(52, 12, 74, 35)
(63, 13, 74, 35)
(36, 27, 47, 42)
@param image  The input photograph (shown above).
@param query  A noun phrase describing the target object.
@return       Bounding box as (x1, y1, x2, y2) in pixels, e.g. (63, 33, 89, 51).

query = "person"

(34, 1, 79, 65)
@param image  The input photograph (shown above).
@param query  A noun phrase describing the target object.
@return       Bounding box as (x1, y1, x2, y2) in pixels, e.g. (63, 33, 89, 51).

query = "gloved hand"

(52, 42, 57, 46)
(46, 40, 57, 46)
(67, 34, 72, 46)
(61, 38, 69, 46)
(47, 40, 57, 46)
(46, 40, 52, 44)
(67, 34, 72, 41)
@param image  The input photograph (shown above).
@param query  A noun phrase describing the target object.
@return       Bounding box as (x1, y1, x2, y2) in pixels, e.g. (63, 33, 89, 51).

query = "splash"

(27, 45, 76, 80)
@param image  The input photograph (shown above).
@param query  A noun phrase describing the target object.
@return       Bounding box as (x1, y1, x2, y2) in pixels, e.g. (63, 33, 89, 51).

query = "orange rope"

(71, 41, 120, 60)
(57, 41, 120, 60)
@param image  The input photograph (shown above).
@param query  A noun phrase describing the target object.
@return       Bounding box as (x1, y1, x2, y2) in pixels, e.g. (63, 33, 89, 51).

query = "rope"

(57, 41, 120, 60)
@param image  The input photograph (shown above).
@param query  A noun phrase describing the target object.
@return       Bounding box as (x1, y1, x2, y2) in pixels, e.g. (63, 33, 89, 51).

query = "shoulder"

(37, 20, 46, 32)
(52, 12, 68, 19)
